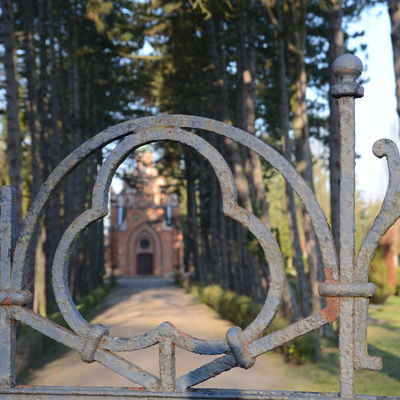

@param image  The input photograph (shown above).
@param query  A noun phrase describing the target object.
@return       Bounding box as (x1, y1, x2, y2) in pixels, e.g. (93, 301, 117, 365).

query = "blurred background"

(1, 0, 400, 395)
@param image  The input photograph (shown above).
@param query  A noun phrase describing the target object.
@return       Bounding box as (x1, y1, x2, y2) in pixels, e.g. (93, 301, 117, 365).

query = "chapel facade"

(109, 151, 183, 277)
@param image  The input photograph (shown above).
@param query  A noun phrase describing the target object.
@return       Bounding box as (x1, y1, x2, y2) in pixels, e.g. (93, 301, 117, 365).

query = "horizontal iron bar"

(318, 282, 376, 297)
(1, 387, 399, 400)
(0, 290, 32, 305)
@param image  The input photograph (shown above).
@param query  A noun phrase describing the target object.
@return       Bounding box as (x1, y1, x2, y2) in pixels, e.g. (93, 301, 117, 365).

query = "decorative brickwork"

(109, 150, 183, 277)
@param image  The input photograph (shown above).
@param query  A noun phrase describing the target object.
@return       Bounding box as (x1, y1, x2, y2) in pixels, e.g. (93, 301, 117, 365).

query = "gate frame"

(1, 54, 399, 400)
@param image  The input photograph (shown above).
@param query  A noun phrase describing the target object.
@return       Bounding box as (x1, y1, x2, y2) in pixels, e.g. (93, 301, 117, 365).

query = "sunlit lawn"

(273, 296, 400, 396)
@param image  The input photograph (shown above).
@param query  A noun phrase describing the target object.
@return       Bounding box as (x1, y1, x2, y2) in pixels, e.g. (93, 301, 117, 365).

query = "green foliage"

(289, 295, 400, 396)
(283, 335, 318, 365)
(178, 274, 316, 364)
(369, 247, 396, 304)
(396, 269, 400, 296)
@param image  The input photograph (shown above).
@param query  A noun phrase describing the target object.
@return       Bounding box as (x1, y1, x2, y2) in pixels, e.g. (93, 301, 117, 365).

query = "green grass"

(181, 276, 400, 396)
(357, 296, 400, 395)
(274, 296, 400, 396)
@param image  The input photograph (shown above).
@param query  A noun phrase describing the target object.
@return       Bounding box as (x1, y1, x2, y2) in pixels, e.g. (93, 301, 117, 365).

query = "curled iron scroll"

(353, 138, 400, 371)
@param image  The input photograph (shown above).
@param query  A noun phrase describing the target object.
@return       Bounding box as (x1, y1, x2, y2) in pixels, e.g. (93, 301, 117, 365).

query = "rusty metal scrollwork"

(0, 54, 398, 400)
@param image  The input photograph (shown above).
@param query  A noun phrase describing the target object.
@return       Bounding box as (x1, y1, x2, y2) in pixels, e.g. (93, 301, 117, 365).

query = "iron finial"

(332, 53, 364, 98)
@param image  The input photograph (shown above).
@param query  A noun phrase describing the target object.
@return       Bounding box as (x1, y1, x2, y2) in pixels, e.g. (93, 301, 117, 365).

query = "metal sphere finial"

(331, 54, 364, 98)
(333, 54, 363, 82)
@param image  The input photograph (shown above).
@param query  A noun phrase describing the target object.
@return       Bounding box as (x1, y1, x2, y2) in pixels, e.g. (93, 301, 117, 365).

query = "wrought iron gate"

(1, 54, 399, 399)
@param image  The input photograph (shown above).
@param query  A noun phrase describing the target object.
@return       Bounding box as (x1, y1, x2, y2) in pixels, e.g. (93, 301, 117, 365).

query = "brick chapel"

(109, 150, 183, 277)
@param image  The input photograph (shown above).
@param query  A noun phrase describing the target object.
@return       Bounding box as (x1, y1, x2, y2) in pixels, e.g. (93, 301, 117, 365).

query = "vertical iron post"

(159, 338, 176, 391)
(0, 186, 17, 386)
(332, 54, 364, 398)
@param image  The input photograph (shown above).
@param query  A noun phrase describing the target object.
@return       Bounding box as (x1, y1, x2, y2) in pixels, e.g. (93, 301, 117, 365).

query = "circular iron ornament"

(11, 115, 340, 386)
(52, 127, 285, 353)
(12, 115, 338, 288)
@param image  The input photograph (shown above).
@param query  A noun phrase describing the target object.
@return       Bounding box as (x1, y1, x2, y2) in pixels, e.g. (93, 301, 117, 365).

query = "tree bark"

(37, 0, 50, 179)
(66, 2, 85, 299)
(235, 1, 270, 301)
(23, 0, 42, 197)
(205, 17, 250, 291)
(218, 190, 230, 289)
(33, 227, 47, 316)
(185, 153, 202, 282)
(288, 0, 324, 317)
(236, 1, 270, 225)
(199, 158, 211, 282)
(205, 18, 254, 213)
(208, 146, 222, 285)
(1, 0, 23, 228)
(274, 0, 311, 318)
(44, 0, 62, 312)
(22, 0, 47, 304)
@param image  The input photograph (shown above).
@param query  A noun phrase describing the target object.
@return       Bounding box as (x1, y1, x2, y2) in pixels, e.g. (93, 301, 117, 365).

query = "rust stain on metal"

(321, 298, 340, 323)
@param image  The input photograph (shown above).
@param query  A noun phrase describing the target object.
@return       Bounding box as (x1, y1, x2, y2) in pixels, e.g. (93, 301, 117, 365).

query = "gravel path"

(26, 278, 296, 390)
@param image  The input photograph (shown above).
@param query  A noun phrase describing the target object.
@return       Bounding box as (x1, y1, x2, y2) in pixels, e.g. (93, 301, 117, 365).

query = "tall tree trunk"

(245, 6, 270, 227)
(205, 17, 249, 291)
(236, 2, 269, 225)
(33, 227, 47, 316)
(37, 0, 50, 179)
(23, 0, 42, 197)
(34, 0, 53, 313)
(236, 4, 257, 213)
(185, 154, 202, 282)
(205, 18, 253, 212)
(1, 0, 23, 229)
(282, 280, 301, 322)
(85, 65, 104, 290)
(208, 146, 222, 285)
(388, 0, 400, 122)
(218, 190, 230, 289)
(235, 1, 270, 301)
(22, 0, 47, 308)
(199, 159, 211, 282)
(288, 0, 324, 318)
(328, 0, 344, 255)
(44, 0, 62, 312)
(274, 0, 311, 318)
(66, 2, 85, 299)
(293, 59, 323, 315)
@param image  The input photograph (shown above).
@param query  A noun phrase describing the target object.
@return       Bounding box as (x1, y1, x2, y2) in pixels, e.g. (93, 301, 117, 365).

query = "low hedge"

(17, 277, 116, 376)
(396, 268, 400, 296)
(180, 276, 318, 364)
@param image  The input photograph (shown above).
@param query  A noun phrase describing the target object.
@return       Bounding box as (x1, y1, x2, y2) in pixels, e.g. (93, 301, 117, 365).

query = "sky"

(350, 4, 399, 201)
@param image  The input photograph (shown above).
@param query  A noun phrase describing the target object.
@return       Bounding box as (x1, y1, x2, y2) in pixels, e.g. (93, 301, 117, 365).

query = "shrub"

(178, 274, 317, 364)
(396, 268, 400, 296)
(369, 246, 396, 304)
(285, 334, 318, 364)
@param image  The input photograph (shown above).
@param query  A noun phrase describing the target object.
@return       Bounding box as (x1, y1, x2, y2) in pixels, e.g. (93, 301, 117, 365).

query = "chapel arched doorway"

(135, 235, 155, 275)
(137, 253, 153, 275)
